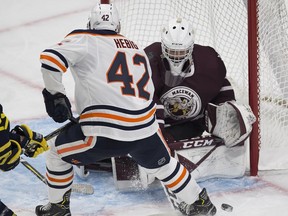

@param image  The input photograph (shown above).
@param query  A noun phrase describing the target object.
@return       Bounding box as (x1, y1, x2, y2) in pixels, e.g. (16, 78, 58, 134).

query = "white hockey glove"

(205, 101, 256, 147)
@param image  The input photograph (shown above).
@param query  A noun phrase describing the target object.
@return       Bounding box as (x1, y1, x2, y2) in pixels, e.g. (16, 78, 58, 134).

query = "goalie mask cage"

(108, 0, 288, 175)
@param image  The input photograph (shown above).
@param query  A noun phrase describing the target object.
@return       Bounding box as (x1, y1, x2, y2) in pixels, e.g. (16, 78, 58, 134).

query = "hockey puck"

(221, 203, 233, 212)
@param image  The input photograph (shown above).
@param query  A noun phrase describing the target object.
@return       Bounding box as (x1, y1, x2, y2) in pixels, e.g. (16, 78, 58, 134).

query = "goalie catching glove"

(205, 101, 256, 147)
(12, 125, 49, 158)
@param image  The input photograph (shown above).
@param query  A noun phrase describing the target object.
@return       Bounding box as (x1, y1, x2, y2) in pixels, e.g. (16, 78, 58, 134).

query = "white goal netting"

(111, 0, 288, 172)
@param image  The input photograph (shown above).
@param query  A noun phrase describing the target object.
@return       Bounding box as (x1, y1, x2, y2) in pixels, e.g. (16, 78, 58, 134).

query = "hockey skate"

(178, 188, 216, 216)
(35, 189, 71, 216)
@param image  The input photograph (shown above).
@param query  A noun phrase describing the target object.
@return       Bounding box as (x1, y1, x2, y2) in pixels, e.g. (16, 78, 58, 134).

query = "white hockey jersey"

(40, 29, 159, 141)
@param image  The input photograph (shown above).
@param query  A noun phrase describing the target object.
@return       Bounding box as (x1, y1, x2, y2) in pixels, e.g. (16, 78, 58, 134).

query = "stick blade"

(72, 183, 94, 195)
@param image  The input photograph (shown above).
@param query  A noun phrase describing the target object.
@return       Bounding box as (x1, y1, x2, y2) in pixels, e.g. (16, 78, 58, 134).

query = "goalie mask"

(161, 18, 195, 87)
(87, 3, 121, 33)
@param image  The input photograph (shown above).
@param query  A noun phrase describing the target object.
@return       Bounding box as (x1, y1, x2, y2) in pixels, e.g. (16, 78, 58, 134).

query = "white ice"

(1, 0, 288, 215)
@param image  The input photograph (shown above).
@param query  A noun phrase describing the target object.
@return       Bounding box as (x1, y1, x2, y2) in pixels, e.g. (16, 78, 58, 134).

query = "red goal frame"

(248, 0, 260, 176)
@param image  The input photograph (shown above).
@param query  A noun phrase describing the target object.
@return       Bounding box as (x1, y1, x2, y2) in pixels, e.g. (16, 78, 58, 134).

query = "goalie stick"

(20, 157, 94, 195)
(162, 135, 225, 210)
(170, 135, 225, 173)
(0, 200, 16, 216)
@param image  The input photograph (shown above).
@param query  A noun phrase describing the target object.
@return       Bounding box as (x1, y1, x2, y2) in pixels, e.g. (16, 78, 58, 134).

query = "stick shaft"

(20, 157, 47, 184)
(163, 136, 225, 209)
(20, 117, 94, 195)
(20, 157, 94, 195)
(44, 117, 79, 141)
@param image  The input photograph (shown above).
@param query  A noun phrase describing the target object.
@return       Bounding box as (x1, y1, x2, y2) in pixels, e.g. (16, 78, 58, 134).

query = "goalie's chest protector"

(150, 44, 227, 121)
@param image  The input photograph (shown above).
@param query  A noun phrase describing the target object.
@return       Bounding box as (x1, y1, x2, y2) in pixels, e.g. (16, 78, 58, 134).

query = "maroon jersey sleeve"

(145, 42, 166, 130)
(210, 78, 236, 105)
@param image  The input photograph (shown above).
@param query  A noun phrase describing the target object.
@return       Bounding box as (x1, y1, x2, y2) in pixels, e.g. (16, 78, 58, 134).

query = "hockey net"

(110, 0, 288, 175)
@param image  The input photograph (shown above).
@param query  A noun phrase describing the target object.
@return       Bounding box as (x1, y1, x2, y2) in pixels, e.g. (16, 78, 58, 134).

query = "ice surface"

(1, 0, 288, 215)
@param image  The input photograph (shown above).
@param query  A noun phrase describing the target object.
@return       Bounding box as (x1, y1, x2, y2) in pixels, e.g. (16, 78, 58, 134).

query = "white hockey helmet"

(88, 3, 120, 32)
(161, 18, 195, 86)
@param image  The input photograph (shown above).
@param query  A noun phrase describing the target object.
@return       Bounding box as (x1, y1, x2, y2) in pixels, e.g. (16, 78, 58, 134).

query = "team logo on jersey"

(160, 86, 201, 120)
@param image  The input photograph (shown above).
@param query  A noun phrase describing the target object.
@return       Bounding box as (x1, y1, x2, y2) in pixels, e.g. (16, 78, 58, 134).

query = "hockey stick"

(20, 157, 94, 195)
(44, 116, 79, 141)
(170, 135, 225, 172)
(20, 116, 94, 195)
(162, 135, 225, 210)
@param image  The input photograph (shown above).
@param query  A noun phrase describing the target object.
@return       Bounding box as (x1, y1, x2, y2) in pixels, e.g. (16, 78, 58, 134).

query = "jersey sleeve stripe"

(156, 104, 164, 110)
(0, 113, 9, 130)
(40, 54, 67, 73)
(157, 119, 165, 125)
(220, 86, 233, 92)
(0, 142, 10, 153)
(41, 64, 61, 72)
(44, 49, 68, 68)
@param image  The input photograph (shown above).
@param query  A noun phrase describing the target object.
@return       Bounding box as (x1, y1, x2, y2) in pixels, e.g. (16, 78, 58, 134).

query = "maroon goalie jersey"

(144, 42, 236, 130)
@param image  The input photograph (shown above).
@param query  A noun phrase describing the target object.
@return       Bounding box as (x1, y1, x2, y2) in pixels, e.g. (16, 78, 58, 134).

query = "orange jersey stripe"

(40, 54, 67, 72)
(57, 136, 94, 154)
(80, 107, 156, 123)
(166, 168, 187, 188)
(46, 173, 73, 183)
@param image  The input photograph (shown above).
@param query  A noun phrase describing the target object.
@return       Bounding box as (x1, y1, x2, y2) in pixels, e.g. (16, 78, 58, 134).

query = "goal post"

(108, 0, 288, 175)
(248, 0, 260, 176)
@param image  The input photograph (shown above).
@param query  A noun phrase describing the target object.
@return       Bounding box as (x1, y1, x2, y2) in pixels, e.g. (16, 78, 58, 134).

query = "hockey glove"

(0, 109, 21, 171)
(0, 139, 21, 171)
(205, 101, 256, 147)
(42, 88, 72, 123)
(11, 124, 49, 158)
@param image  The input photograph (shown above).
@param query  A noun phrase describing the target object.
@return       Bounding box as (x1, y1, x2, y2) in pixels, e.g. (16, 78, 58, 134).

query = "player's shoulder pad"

(66, 29, 118, 37)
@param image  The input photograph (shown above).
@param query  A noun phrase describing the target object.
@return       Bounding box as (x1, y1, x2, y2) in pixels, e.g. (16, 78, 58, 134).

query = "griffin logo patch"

(160, 86, 201, 120)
